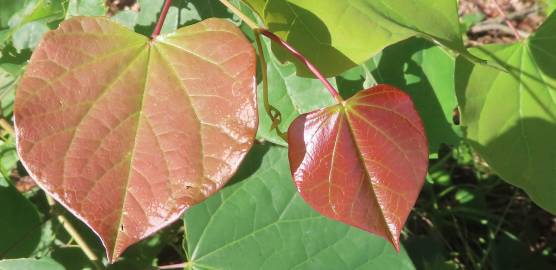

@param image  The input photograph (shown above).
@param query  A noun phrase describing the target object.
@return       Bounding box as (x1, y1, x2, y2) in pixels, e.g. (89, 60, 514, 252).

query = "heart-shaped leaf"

(244, 0, 465, 77)
(184, 145, 416, 269)
(455, 12, 556, 214)
(14, 17, 257, 261)
(288, 84, 428, 250)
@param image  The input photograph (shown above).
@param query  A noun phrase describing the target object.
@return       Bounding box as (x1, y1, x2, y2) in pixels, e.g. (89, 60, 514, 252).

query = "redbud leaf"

(14, 17, 257, 261)
(288, 84, 428, 250)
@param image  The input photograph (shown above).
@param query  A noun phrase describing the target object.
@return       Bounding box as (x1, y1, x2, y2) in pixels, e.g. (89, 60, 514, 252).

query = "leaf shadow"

(339, 38, 461, 152)
(134, 0, 233, 36)
(0, 182, 42, 259)
(225, 143, 271, 186)
(265, 1, 356, 77)
(466, 117, 556, 214)
(529, 12, 556, 80)
(468, 46, 556, 122)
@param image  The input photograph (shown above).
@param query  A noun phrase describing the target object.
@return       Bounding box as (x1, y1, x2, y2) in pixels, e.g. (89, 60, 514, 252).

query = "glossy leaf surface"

(288, 85, 429, 250)
(455, 13, 556, 214)
(245, 0, 464, 76)
(339, 38, 462, 154)
(184, 145, 415, 270)
(14, 17, 257, 261)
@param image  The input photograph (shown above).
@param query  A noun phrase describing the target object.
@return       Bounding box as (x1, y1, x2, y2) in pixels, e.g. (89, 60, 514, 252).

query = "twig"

(159, 262, 191, 269)
(219, 0, 259, 29)
(492, 0, 522, 40)
(470, 23, 529, 38)
(254, 31, 288, 141)
(46, 195, 104, 270)
(258, 29, 343, 104)
(479, 190, 517, 268)
(220, 0, 342, 104)
(0, 119, 14, 137)
(151, 0, 173, 39)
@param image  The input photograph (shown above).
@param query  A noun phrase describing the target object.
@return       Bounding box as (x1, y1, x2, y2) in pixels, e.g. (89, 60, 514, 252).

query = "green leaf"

(0, 177, 42, 258)
(0, 258, 65, 270)
(183, 145, 415, 270)
(455, 12, 556, 214)
(256, 38, 335, 145)
(4, 0, 66, 51)
(0, 0, 28, 29)
(543, 0, 556, 15)
(245, 0, 465, 77)
(113, 0, 241, 36)
(342, 38, 462, 154)
(66, 0, 106, 18)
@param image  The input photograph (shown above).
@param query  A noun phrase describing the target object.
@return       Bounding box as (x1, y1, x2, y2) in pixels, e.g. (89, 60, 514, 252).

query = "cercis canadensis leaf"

(288, 84, 428, 250)
(14, 17, 257, 261)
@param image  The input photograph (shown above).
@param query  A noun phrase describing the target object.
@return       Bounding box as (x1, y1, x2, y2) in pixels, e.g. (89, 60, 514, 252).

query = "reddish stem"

(151, 0, 173, 40)
(259, 29, 343, 104)
(492, 0, 521, 40)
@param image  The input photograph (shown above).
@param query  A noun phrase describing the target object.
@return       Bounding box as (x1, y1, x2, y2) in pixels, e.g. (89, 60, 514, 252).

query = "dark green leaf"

(0, 258, 64, 270)
(183, 145, 415, 270)
(0, 177, 42, 259)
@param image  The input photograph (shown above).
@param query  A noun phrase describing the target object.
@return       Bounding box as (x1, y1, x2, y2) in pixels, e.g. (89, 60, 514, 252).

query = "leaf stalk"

(151, 0, 173, 40)
(219, 0, 343, 104)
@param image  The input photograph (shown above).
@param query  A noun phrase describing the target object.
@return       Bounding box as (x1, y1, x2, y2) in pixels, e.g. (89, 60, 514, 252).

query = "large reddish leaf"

(14, 17, 257, 261)
(288, 84, 428, 250)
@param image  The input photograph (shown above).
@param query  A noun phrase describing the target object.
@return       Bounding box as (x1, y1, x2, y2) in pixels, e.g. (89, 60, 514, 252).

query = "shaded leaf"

(66, 0, 107, 18)
(256, 37, 335, 145)
(0, 258, 64, 270)
(0, 0, 27, 29)
(0, 177, 42, 259)
(455, 12, 556, 214)
(288, 84, 429, 250)
(5, 0, 66, 51)
(14, 17, 257, 261)
(184, 145, 415, 270)
(245, 0, 465, 76)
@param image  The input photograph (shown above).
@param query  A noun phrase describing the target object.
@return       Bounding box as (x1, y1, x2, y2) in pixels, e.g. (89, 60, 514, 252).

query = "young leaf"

(14, 17, 257, 261)
(455, 12, 556, 214)
(288, 84, 429, 250)
(244, 0, 465, 77)
(349, 38, 462, 154)
(184, 145, 415, 269)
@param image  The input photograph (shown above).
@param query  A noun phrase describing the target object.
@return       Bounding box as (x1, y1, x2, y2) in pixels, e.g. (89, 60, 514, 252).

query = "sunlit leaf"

(14, 17, 257, 261)
(455, 12, 556, 214)
(288, 84, 429, 249)
(184, 145, 415, 270)
(244, 0, 465, 77)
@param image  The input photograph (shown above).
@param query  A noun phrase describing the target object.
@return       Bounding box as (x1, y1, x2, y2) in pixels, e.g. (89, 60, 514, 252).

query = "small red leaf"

(14, 17, 256, 261)
(288, 84, 428, 250)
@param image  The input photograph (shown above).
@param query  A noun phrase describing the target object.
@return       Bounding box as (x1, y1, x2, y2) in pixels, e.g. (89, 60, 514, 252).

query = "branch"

(492, 0, 522, 40)
(46, 196, 104, 270)
(219, 0, 259, 29)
